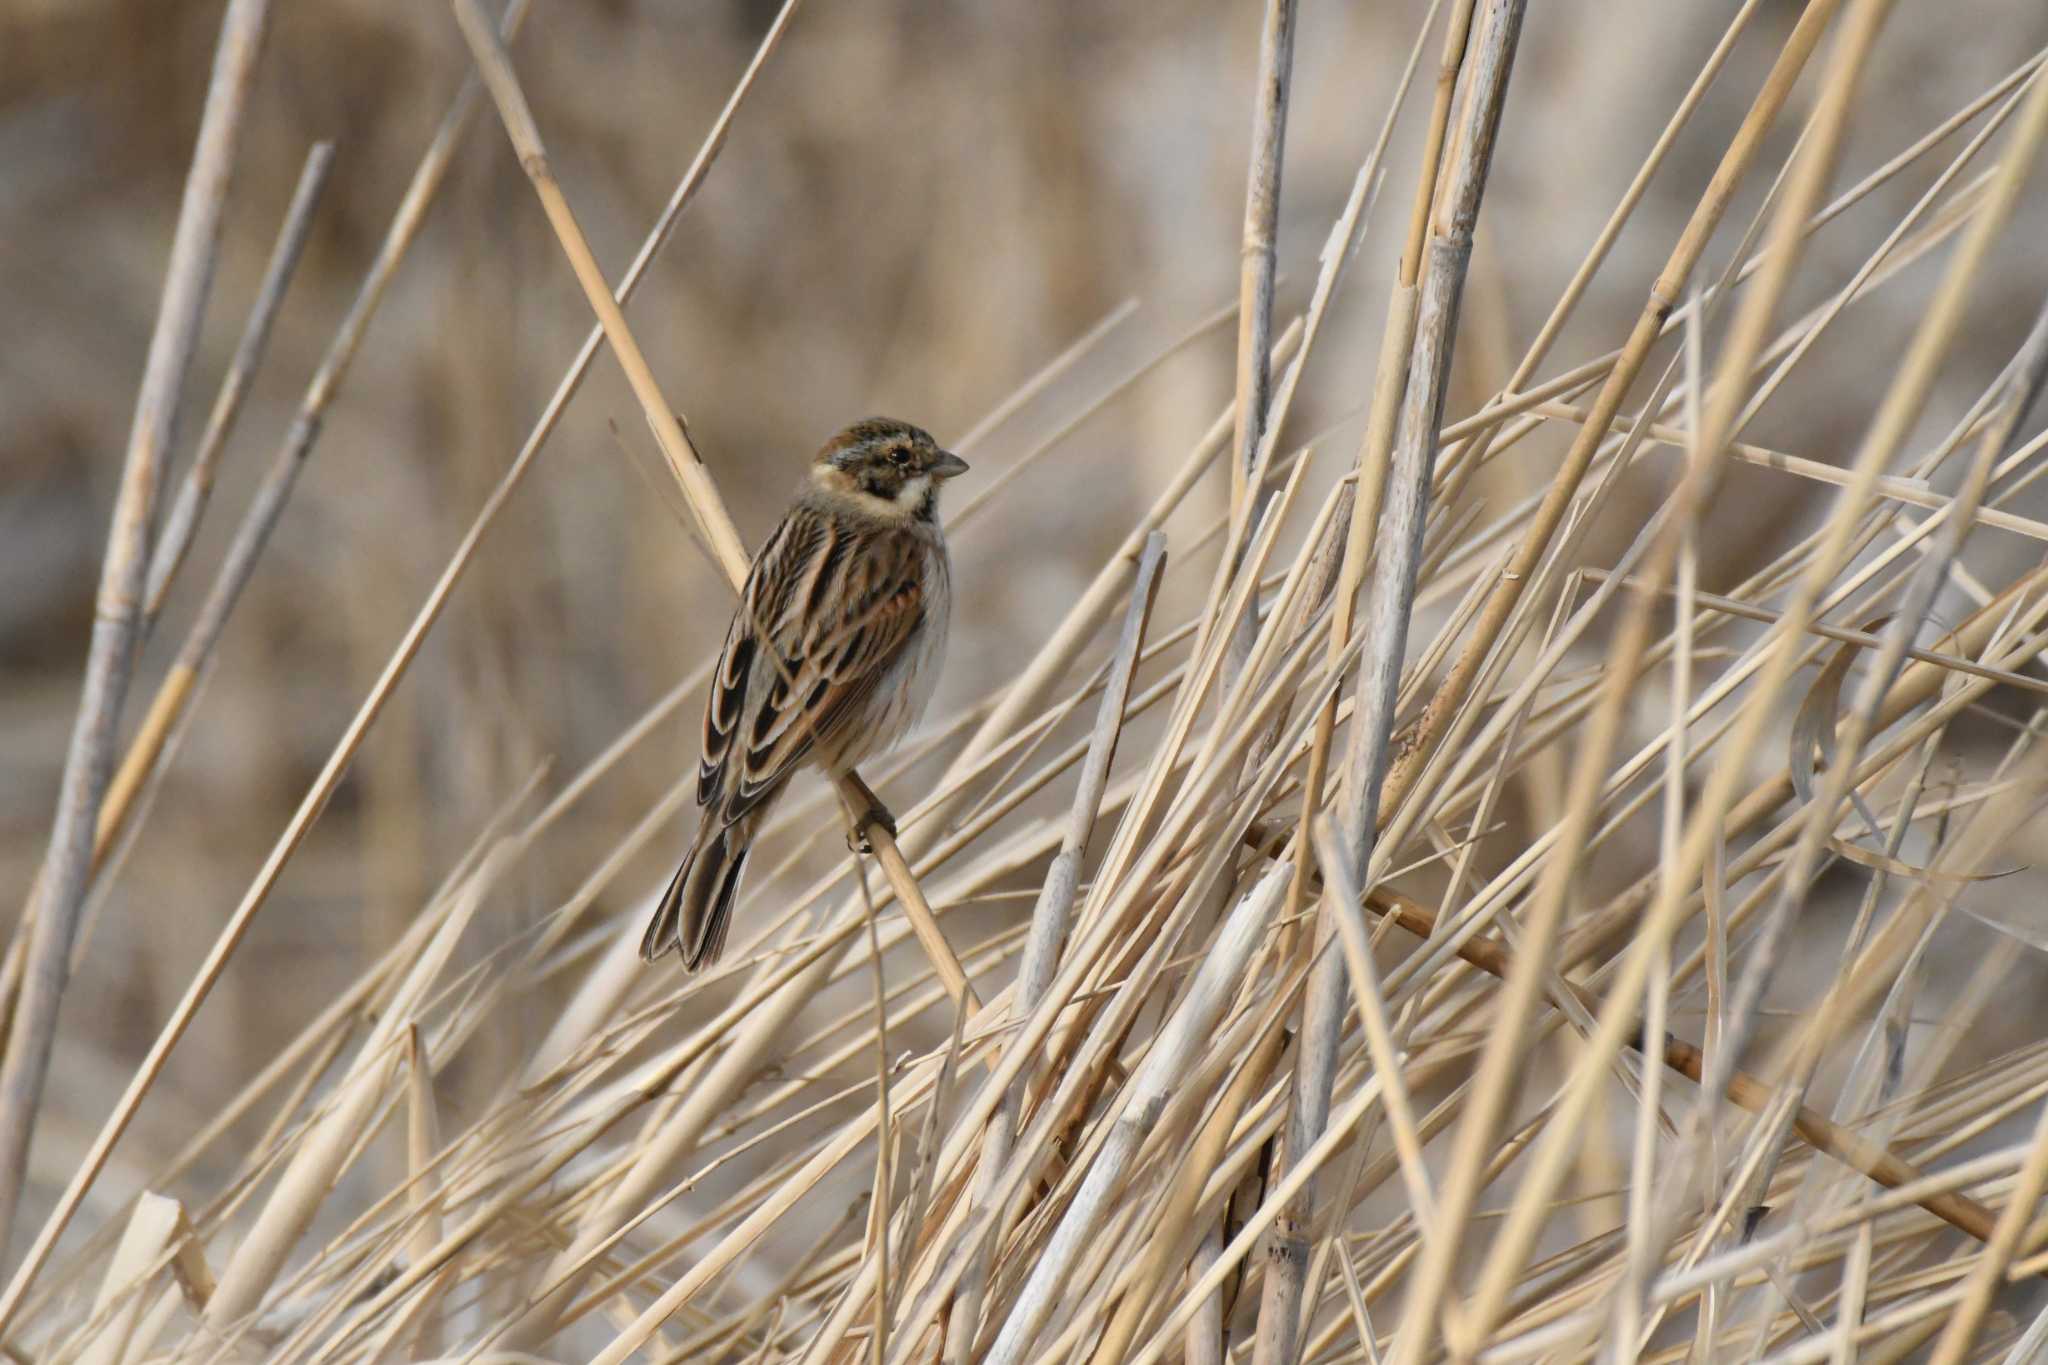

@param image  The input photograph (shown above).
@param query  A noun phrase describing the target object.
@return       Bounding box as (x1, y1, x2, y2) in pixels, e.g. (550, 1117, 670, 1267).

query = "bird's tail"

(641, 818, 752, 970)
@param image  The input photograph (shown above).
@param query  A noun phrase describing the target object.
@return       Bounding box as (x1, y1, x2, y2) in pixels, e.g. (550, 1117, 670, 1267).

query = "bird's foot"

(845, 804, 898, 855)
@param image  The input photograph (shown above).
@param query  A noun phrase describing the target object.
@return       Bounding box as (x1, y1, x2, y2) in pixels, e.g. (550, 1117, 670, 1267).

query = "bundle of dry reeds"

(11, 0, 2048, 1360)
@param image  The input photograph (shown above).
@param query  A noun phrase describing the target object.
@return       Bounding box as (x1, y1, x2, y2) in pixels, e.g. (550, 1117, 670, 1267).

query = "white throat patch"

(893, 475, 932, 512)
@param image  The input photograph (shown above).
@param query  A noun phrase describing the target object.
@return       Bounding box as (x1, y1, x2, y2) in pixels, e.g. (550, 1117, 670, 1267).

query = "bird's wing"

(699, 507, 928, 822)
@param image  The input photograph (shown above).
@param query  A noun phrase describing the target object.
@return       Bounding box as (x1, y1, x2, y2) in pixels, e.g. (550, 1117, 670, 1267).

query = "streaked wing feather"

(700, 507, 928, 823)
(698, 511, 818, 807)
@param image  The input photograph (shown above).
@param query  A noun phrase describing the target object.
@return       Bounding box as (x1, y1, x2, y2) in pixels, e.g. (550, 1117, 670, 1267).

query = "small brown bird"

(640, 417, 969, 969)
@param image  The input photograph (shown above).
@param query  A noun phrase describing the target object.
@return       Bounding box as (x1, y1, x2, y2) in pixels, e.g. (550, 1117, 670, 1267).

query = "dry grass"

(10, 0, 2048, 1361)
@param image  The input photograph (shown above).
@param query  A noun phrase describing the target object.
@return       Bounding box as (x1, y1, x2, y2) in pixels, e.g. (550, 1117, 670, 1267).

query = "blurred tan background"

(7, 0, 2048, 1249)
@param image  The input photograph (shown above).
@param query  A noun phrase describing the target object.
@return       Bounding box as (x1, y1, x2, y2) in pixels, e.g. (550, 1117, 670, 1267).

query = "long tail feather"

(641, 821, 752, 970)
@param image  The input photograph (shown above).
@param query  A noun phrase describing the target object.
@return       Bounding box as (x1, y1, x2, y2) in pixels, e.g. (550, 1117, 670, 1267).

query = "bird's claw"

(845, 805, 897, 855)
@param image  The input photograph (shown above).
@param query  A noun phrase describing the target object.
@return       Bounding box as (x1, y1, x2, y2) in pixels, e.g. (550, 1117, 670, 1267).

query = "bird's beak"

(931, 450, 970, 480)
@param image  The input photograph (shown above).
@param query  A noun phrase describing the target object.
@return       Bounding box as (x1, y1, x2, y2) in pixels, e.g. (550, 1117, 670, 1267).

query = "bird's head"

(809, 417, 969, 522)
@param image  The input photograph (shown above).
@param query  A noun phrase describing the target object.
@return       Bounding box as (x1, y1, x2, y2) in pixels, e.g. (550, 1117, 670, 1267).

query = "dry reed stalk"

(1558, 410, 2048, 546)
(943, 532, 1164, 1357)
(1560, 554, 2048, 985)
(1698, 152, 2048, 1067)
(1091, 14, 1446, 1330)
(1392, 149, 2015, 970)
(984, 862, 1291, 1364)
(139, 143, 335, 625)
(34, 129, 577, 1303)
(54, 0, 541, 922)
(1087, 1002, 1295, 1365)
(73, 1192, 186, 1365)
(1280, 0, 1478, 930)
(1599, 54, 2048, 1344)
(1259, 6, 1524, 1362)
(1375, 0, 1849, 828)
(1215, 0, 1299, 707)
(1384, 197, 2005, 913)
(1227, 809, 2009, 1275)
(1616, 299, 2048, 1352)
(844, 629, 1341, 1359)
(202, 841, 503, 1329)
(1308, 821, 1433, 1223)
(398, 1026, 447, 1359)
(1226, 0, 1297, 544)
(1127, 1063, 1397, 1364)
(1363, 886, 1998, 1243)
(1130, 5, 1449, 1309)
(323, 925, 867, 1356)
(0, 0, 272, 1252)
(586, 1051, 958, 1365)
(0, 134, 332, 1098)
(1400, 11, 1910, 1340)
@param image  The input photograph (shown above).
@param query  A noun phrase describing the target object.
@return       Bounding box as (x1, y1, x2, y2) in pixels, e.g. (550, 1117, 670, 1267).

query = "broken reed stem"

(0, 0, 272, 1255)
(1256, 5, 1524, 1363)
(74, 1192, 188, 1365)
(944, 532, 1166, 1360)
(449, 0, 744, 581)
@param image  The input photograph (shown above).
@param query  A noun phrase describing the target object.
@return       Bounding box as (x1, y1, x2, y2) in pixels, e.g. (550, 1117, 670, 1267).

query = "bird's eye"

(888, 447, 911, 466)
